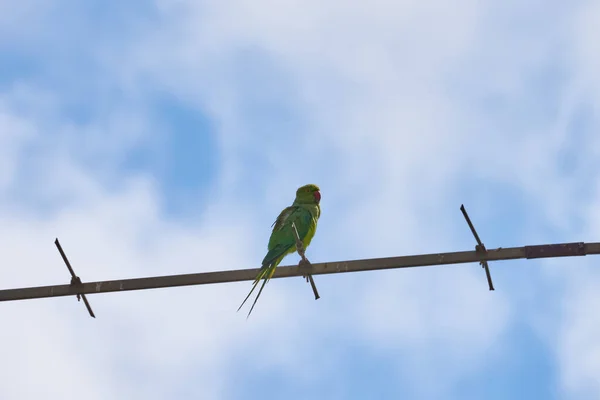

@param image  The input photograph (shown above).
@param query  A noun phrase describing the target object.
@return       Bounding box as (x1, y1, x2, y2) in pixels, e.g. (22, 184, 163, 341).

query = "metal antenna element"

(460, 205, 495, 291)
(54, 238, 96, 318)
(0, 241, 595, 303)
(1, 208, 598, 310)
(292, 222, 320, 300)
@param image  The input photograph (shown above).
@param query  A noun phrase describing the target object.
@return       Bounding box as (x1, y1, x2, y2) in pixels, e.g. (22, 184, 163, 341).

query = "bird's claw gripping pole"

(291, 223, 320, 300)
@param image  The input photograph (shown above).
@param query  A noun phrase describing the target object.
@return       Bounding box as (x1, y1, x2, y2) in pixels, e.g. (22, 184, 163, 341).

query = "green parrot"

(238, 184, 321, 318)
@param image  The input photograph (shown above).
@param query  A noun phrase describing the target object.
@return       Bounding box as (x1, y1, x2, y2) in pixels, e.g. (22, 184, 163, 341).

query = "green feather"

(238, 184, 321, 318)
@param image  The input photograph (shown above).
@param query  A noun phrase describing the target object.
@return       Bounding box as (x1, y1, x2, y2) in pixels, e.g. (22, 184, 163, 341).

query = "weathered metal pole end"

(460, 205, 495, 291)
(54, 238, 96, 318)
(525, 242, 586, 259)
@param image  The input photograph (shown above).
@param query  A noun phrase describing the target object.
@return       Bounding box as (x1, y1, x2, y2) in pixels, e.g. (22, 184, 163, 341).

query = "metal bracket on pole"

(54, 238, 96, 318)
(291, 223, 320, 300)
(460, 205, 495, 291)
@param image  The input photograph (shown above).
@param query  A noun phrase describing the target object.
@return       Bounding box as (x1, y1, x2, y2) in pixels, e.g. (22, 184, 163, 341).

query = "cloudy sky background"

(2, 0, 600, 399)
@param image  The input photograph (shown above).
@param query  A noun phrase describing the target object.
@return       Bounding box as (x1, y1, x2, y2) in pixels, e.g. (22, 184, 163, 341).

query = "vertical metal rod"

(460, 205, 484, 245)
(55, 239, 96, 318)
(460, 205, 495, 291)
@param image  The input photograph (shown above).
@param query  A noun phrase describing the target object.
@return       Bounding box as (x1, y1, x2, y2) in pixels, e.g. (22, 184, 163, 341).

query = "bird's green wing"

(237, 206, 314, 317)
(264, 207, 312, 266)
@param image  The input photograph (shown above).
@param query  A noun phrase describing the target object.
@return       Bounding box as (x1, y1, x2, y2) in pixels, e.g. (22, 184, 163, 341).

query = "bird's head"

(295, 184, 321, 204)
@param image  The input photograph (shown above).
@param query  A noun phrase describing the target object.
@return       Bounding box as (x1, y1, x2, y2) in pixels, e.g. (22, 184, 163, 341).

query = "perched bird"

(238, 184, 321, 318)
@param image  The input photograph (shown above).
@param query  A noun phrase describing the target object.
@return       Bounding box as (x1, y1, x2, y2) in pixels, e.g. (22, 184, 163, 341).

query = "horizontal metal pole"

(1, 242, 599, 302)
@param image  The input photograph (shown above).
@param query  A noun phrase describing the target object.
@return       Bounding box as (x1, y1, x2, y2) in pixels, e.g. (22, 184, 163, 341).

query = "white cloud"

(0, 105, 35, 189)
(112, 0, 517, 394)
(531, 2, 600, 398)
(4, 0, 600, 398)
(551, 180, 600, 399)
(558, 278, 600, 398)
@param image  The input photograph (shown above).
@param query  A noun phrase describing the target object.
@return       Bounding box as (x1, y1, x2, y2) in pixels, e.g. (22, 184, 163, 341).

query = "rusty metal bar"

(460, 204, 495, 291)
(525, 242, 586, 259)
(54, 238, 95, 318)
(0, 242, 598, 303)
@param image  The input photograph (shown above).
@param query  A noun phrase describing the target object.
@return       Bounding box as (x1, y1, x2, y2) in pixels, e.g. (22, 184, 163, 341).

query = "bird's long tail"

(237, 268, 268, 316)
(237, 259, 280, 318)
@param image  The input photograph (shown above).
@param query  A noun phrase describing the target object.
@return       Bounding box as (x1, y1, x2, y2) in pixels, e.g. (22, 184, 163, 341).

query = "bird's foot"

(299, 257, 311, 266)
(299, 257, 312, 280)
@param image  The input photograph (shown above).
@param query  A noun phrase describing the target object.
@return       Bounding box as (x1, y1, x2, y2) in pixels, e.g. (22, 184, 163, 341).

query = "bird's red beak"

(314, 190, 321, 203)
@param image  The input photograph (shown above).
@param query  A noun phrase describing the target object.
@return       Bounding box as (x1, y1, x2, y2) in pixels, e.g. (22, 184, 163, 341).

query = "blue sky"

(1, 0, 600, 399)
